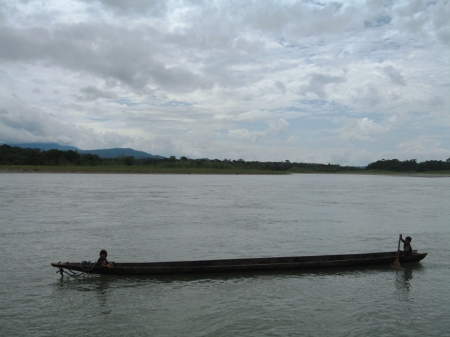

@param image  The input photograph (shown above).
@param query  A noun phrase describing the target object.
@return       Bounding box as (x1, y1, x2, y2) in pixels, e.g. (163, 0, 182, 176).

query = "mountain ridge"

(7, 143, 165, 159)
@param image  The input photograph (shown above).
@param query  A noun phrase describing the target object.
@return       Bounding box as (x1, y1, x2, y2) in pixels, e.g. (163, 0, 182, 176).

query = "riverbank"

(1, 165, 450, 176)
(0, 165, 287, 175)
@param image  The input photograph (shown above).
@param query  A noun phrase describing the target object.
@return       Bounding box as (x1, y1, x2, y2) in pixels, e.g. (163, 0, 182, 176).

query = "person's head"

(100, 249, 107, 257)
(405, 236, 412, 242)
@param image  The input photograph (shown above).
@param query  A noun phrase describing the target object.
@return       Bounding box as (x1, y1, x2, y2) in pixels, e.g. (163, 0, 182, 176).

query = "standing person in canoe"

(400, 234, 413, 255)
(98, 249, 114, 268)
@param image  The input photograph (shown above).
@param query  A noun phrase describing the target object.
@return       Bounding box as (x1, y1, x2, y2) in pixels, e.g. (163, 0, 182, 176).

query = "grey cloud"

(244, 1, 353, 37)
(302, 73, 346, 99)
(393, 1, 450, 46)
(274, 81, 286, 93)
(94, 0, 168, 16)
(77, 86, 117, 101)
(364, 15, 392, 28)
(432, 1, 450, 46)
(0, 26, 44, 60)
(0, 1, 383, 98)
(0, 23, 209, 93)
(0, 100, 130, 148)
(151, 65, 210, 91)
(1, 105, 55, 140)
(268, 119, 289, 135)
(382, 66, 406, 86)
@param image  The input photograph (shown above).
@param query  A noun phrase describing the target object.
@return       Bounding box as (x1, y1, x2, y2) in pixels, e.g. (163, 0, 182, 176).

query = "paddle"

(393, 235, 401, 269)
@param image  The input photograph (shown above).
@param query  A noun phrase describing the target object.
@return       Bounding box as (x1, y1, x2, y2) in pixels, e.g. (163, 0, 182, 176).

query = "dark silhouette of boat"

(51, 251, 427, 276)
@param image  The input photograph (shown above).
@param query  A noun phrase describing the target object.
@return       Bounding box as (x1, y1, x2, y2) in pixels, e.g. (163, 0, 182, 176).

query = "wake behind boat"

(51, 251, 427, 276)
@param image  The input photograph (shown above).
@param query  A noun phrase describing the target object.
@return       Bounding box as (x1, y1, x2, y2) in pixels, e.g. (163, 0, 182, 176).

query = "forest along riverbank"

(1, 165, 450, 176)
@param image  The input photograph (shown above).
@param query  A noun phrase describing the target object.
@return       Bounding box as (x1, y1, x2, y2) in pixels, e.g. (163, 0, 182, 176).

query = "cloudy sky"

(1, 0, 449, 165)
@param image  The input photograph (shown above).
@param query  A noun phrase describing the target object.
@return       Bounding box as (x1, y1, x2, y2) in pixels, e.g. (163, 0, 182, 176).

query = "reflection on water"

(93, 279, 111, 314)
(54, 275, 112, 314)
(394, 265, 423, 301)
(52, 263, 416, 285)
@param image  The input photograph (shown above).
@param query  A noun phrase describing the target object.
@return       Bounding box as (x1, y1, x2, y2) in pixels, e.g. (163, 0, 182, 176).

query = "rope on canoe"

(56, 261, 96, 277)
(80, 261, 96, 272)
(56, 267, 85, 277)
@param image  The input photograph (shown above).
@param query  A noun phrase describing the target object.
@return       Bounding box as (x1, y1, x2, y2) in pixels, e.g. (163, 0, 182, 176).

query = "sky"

(1, 0, 449, 166)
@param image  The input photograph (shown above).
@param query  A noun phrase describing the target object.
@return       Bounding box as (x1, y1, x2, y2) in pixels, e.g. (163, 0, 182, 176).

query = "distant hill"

(78, 148, 165, 159)
(8, 143, 165, 159)
(11, 143, 79, 151)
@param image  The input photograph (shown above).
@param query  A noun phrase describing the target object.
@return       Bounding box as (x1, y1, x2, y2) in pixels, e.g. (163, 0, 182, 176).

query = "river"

(1, 173, 449, 336)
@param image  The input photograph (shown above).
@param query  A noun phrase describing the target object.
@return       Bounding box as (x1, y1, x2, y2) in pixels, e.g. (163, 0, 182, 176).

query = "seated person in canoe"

(97, 249, 114, 268)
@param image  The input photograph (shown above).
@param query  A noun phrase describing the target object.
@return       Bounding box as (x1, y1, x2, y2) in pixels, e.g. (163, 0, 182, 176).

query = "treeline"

(0, 145, 103, 166)
(366, 158, 450, 172)
(0, 144, 354, 172)
(1, 144, 449, 173)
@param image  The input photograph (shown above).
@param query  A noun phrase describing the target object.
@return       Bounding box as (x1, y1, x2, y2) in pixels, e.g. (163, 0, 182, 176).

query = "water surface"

(1, 173, 449, 336)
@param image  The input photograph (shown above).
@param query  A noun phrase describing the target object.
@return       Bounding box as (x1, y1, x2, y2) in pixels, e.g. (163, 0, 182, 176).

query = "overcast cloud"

(1, 0, 449, 165)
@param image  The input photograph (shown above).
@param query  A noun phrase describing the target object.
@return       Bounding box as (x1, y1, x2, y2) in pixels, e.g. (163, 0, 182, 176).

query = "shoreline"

(1, 166, 449, 177)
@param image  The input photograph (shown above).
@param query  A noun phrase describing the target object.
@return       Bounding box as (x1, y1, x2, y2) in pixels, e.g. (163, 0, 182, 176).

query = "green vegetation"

(0, 165, 288, 174)
(1, 144, 449, 174)
(366, 158, 450, 172)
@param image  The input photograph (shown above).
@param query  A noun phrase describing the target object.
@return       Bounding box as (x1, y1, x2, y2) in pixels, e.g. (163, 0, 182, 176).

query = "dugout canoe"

(51, 251, 427, 276)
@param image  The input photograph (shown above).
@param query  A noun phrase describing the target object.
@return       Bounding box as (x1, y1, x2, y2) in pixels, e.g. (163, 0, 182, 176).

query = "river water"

(0, 173, 449, 336)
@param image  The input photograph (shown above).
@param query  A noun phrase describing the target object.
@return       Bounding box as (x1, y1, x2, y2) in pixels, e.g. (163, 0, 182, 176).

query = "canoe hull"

(51, 251, 427, 276)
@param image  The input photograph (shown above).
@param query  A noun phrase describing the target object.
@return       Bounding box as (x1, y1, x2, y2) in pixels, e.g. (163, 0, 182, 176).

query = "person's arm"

(399, 234, 405, 243)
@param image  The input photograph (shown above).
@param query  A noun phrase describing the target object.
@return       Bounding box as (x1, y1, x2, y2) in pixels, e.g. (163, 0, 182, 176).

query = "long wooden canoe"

(51, 251, 427, 276)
